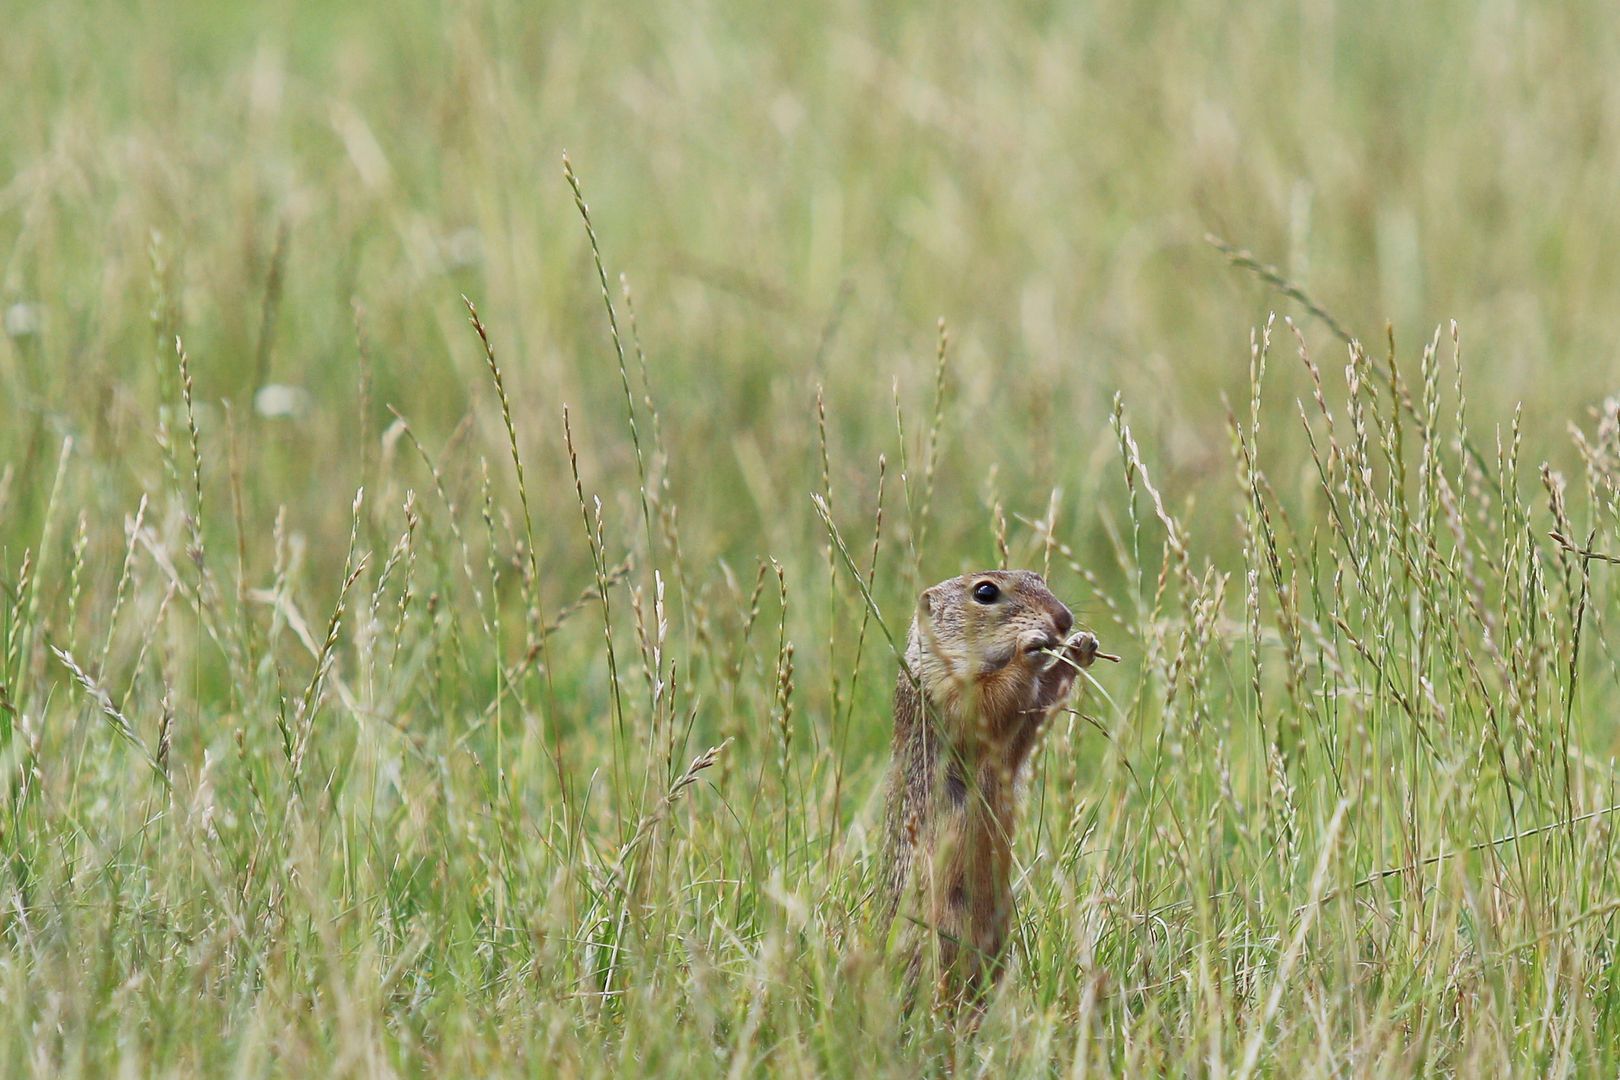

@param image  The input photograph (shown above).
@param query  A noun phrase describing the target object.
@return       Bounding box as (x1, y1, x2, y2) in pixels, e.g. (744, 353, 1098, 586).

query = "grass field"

(6, 0, 1620, 1074)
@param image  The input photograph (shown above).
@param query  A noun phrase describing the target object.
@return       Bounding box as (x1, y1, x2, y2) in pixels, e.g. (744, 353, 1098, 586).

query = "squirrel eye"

(972, 581, 1000, 604)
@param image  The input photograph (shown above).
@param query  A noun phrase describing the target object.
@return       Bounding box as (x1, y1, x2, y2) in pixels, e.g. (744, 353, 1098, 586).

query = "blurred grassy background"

(9, 0, 1620, 727)
(7, 0, 1620, 1073)
(9, 0, 1620, 551)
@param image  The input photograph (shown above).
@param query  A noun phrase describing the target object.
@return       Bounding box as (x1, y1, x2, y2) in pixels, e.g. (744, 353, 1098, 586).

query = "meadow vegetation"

(5, 0, 1620, 1073)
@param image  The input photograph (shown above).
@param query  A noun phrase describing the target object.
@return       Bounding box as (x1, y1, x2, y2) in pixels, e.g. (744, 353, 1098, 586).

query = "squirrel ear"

(918, 588, 935, 619)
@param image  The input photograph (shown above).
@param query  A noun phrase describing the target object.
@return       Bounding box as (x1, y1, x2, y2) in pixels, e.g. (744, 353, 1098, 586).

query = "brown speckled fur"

(881, 570, 1098, 1010)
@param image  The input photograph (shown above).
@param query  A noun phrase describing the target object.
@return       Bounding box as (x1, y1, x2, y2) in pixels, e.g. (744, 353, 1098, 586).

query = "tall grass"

(5, 0, 1620, 1074)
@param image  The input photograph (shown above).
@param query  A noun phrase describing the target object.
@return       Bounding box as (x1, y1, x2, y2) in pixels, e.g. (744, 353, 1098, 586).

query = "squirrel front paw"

(1064, 631, 1101, 669)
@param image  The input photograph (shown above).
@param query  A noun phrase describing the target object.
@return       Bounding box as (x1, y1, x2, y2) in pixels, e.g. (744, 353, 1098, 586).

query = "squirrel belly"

(880, 569, 1101, 1008)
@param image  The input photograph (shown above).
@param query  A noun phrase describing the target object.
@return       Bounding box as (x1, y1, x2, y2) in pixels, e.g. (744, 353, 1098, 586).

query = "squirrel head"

(910, 571, 1076, 705)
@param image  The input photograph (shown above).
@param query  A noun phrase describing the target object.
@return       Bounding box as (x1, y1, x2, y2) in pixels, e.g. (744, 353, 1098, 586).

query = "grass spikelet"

(289, 489, 368, 786)
(563, 153, 655, 560)
(51, 643, 166, 786)
(176, 336, 205, 569)
(464, 295, 544, 649)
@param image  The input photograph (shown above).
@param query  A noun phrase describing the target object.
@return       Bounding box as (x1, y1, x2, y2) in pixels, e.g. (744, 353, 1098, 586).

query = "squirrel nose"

(1053, 603, 1073, 638)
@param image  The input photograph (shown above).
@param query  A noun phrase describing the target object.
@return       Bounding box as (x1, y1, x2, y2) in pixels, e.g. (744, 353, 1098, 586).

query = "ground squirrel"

(880, 570, 1111, 1009)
